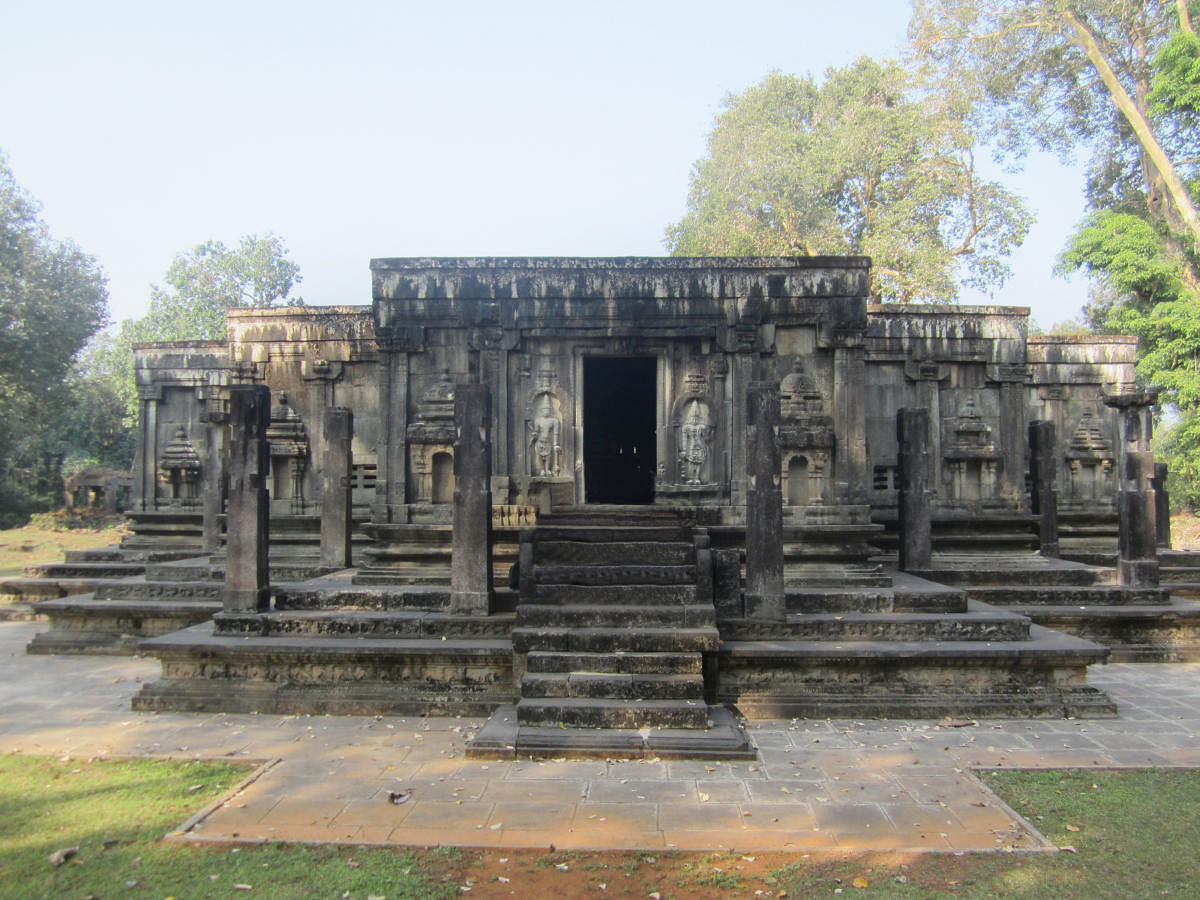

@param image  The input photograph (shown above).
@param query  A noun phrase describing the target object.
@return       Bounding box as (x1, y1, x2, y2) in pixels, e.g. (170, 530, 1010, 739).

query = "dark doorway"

(584, 356, 656, 504)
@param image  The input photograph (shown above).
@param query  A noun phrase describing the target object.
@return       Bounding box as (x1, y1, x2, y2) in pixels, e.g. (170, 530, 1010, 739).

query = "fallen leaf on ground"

(387, 790, 411, 804)
(47, 847, 78, 867)
(1065, 824, 1080, 832)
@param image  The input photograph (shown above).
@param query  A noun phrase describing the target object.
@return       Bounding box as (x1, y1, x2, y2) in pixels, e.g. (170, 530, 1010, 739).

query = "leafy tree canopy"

(665, 59, 1031, 302)
(128, 233, 303, 343)
(0, 151, 110, 524)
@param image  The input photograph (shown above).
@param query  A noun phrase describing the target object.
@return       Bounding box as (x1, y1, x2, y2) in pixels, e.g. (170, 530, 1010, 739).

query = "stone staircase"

(470, 507, 753, 758)
(919, 551, 1200, 662)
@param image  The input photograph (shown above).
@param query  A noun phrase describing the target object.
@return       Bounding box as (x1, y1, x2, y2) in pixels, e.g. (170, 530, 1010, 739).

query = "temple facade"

(28, 255, 1193, 754)
(130, 257, 1136, 535)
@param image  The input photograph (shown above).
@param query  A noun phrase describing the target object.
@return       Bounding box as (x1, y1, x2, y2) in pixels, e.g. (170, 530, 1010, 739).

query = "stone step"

(516, 697, 709, 729)
(26, 595, 220, 655)
(529, 583, 696, 605)
(890, 571, 969, 613)
(213, 609, 514, 639)
(63, 546, 124, 563)
(145, 559, 224, 582)
(968, 585, 1170, 606)
(525, 650, 702, 675)
(918, 564, 1115, 587)
(532, 564, 697, 586)
(717, 625, 1116, 719)
(25, 561, 145, 579)
(722, 607, 1032, 642)
(467, 705, 756, 761)
(536, 506, 692, 526)
(132, 622, 514, 716)
(785, 589, 894, 614)
(533, 540, 694, 566)
(520, 671, 704, 700)
(273, 582, 449, 611)
(512, 626, 718, 654)
(352, 564, 452, 586)
(94, 579, 223, 602)
(1161, 550, 1200, 569)
(515, 602, 716, 629)
(526, 525, 693, 544)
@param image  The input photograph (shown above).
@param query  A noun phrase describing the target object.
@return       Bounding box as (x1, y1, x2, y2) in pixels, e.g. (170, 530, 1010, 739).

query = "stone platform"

(9, 620, 1200, 854)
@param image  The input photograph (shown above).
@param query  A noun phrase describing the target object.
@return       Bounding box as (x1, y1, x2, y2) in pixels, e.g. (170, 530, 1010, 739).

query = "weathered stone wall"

(372, 257, 871, 519)
(129, 260, 1144, 538)
(133, 342, 228, 512)
(1027, 335, 1137, 516)
(226, 306, 378, 513)
(865, 305, 1032, 518)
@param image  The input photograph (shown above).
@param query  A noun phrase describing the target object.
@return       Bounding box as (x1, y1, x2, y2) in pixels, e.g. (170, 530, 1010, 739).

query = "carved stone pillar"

(201, 409, 228, 555)
(320, 407, 354, 569)
(223, 385, 271, 613)
(134, 390, 161, 511)
(1117, 450, 1160, 587)
(988, 364, 1031, 509)
(1029, 420, 1060, 559)
(831, 335, 868, 505)
(744, 382, 784, 621)
(897, 408, 932, 572)
(375, 344, 412, 523)
(450, 384, 495, 615)
(1153, 462, 1172, 549)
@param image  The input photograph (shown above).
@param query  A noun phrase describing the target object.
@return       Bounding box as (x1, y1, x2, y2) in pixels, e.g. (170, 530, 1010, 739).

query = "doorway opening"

(583, 356, 656, 504)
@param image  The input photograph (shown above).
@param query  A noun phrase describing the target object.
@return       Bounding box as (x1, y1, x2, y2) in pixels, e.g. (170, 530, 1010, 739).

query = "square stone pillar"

(450, 384, 495, 615)
(1028, 420, 1060, 559)
(223, 385, 271, 613)
(1118, 450, 1160, 587)
(897, 408, 932, 572)
(201, 413, 228, 555)
(1153, 462, 1172, 549)
(320, 407, 354, 569)
(744, 382, 784, 621)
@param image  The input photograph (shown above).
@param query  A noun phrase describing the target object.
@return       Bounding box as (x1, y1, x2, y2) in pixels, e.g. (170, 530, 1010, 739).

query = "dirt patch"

(420, 847, 1021, 897)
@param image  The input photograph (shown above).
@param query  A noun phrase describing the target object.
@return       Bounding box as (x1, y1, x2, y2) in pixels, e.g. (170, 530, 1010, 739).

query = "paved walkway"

(4, 620, 1200, 853)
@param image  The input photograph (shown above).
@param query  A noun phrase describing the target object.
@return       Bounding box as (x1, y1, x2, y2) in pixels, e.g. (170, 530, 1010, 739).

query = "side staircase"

(921, 552, 1200, 662)
(469, 507, 753, 759)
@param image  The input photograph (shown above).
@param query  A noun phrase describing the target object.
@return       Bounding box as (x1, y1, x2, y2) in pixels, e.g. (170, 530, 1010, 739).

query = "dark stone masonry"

(15, 256, 1200, 757)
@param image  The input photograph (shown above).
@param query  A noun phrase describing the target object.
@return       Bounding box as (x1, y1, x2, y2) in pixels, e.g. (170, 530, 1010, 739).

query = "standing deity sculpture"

(529, 394, 562, 476)
(679, 400, 711, 484)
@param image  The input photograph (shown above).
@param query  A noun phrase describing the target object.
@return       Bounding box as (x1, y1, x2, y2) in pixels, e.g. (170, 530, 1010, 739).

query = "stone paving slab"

(5, 621, 1200, 852)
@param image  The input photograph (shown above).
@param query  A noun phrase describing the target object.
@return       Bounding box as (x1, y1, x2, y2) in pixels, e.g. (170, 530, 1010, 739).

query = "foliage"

(1156, 414, 1200, 509)
(98, 233, 304, 425)
(129, 233, 303, 343)
(665, 59, 1032, 302)
(908, 0, 1200, 246)
(914, 3, 1200, 501)
(0, 152, 110, 526)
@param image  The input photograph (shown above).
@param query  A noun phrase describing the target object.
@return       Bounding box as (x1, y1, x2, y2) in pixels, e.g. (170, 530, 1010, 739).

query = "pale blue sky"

(1, 0, 1089, 327)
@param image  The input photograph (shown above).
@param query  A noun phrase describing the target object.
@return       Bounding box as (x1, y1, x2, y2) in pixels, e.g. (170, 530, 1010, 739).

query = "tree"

(665, 59, 1032, 302)
(910, 2, 1200, 505)
(129, 233, 303, 343)
(0, 151, 109, 525)
(909, 0, 1199, 255)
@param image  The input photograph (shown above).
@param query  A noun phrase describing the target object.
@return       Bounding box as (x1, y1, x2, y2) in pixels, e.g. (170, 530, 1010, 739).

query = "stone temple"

(13, 256, 1200, 758)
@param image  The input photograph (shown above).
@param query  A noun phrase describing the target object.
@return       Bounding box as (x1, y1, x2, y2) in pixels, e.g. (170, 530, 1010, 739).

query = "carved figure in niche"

(528, 393, 562, 476)
(679, 400, 712, 484)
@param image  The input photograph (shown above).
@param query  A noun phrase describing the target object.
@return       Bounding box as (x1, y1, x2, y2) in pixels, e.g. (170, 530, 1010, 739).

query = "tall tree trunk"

(1061, 10, 1200, 251)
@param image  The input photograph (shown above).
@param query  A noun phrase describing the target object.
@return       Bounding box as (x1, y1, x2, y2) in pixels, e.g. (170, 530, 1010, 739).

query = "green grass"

(0, 512, 125, 578)
(766, 768, 1200, 899)
(4, 754, 1200, 899)
(0, 753, 456, 899)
